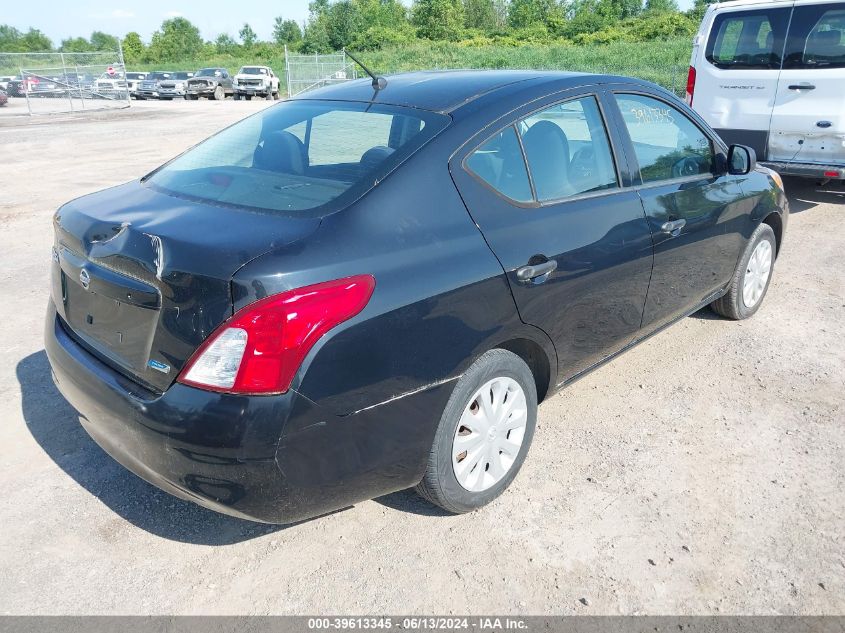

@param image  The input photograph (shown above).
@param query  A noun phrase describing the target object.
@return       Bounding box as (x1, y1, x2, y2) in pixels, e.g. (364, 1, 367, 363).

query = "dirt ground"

(0, 98, 842, 616)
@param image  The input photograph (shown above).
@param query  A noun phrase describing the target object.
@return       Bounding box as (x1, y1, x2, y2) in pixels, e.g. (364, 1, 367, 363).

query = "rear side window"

(705, 8, 790, 69)
(465, 126, 533, 203)
(520, 96, 618, 201)
(615, 94, 714, 184)
(784, 4, 845, 69)
(146, 101, 449, 216)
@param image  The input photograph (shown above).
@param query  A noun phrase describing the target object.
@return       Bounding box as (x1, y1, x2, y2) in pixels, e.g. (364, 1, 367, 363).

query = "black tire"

(265, 92, 273, 101)
(711, 223, 777, 320)
(245, 94, 252, 101)
(233, 93, 241, 101)
(415, 349, 538, 514)
(273, 91, 281, 100)
(212, 86, 224, 101)
(188, 94, 198, 100)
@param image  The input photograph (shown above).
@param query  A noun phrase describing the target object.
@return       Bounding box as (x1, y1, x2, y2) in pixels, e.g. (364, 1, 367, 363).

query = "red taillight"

(824, 171, 839, 178)
(685, 66, 696, 106)
(178, 274, 376, 395)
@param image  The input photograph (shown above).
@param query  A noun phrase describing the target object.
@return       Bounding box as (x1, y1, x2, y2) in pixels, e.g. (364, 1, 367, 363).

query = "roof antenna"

(344, 49, 387, 91)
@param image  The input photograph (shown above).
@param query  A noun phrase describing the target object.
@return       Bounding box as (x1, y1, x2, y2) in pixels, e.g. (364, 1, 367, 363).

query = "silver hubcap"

(743, 239, 773, 308)
(452, 377, 527, 492)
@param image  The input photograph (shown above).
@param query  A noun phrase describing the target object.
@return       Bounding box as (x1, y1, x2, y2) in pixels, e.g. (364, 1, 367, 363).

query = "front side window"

(615, 94, 714, 184)
(147, 101, 449, 216)
(784, 4, 845, 69)
(519, 96, 618, 201)
(705, 8, 790, 69)
(465, 126, 533, 203)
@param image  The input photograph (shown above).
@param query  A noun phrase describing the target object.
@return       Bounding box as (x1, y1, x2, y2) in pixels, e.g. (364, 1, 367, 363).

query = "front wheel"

(711, 223, 777, 320)
(212, 86, 224, 101)
(415, 349, 538, 514)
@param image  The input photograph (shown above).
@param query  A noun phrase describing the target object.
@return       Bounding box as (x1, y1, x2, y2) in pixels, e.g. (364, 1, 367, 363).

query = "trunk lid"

(51, 181, 321, 392)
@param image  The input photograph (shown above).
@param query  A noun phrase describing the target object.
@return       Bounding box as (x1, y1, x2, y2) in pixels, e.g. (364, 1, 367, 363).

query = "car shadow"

(16, 350, 328, 545)
(783, 177, 844, 214)
(373, 488, 452, 517)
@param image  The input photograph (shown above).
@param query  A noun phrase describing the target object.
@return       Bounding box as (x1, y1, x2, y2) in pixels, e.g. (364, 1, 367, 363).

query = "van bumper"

(761, 161, 845, 181)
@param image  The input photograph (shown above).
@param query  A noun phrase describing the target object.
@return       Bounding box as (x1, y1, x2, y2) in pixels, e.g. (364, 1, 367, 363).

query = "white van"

(686, 0, 845, 181)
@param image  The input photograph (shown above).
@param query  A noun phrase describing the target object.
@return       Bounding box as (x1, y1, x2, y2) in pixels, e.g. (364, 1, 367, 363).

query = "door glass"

(615, 94, 714, 184)
(519, 96, 618, 201)
(465, 126, 533, 203)
(705, 8, 791, 69)
(783, 4, 845, 69)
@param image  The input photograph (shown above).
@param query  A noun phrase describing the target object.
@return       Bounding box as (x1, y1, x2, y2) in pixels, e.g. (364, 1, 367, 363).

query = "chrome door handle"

(660, 219, 686, 236)
(516, 259, 557, 282)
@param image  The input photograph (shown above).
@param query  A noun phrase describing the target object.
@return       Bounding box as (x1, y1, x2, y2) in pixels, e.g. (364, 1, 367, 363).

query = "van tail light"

(178, 275, 376, 395)
(685, 66, 696, 106)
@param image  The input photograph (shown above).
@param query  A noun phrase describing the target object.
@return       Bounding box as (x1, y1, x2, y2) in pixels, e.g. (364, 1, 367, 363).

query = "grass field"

(130, 37, 693, 96)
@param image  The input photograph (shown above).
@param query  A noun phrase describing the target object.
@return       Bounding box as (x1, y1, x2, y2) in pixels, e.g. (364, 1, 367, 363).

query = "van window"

(614, 94, 714, 184)
(784, 4, 845, 69)
(465, 126, 533, 203)
(519, 96, 618, 201)
(705, 8, 790, 69)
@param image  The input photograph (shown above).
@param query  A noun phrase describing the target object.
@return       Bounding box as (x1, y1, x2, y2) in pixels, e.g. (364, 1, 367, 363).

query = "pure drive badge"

(148, 359, 171, 374)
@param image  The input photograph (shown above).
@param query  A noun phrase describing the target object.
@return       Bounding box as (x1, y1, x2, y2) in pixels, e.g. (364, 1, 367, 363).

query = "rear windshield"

(146, 100, 450, 216)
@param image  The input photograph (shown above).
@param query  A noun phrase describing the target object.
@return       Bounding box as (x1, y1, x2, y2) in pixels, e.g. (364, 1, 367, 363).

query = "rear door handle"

(788, 84, 815, 90)
(660, 218, 686, 236)
(516, 259, 557, 282)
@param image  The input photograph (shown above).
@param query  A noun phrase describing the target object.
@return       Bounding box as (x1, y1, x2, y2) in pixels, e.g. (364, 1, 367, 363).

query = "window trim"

(610, 90, 723, 190)
(461, 92, 624, 209)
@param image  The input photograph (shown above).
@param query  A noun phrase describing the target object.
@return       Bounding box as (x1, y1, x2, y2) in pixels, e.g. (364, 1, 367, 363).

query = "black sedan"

(45, 71, 788, 523)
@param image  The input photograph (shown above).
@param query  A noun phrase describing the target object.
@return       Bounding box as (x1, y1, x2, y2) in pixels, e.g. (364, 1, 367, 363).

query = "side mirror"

(727, 144, 756, 176)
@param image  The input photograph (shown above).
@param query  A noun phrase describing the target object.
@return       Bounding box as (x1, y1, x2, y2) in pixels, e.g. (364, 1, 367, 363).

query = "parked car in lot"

(0, 89, 7, 107)
(0, 76, 14, 91)
(232, 65, 280, 100)
(125, 72, 147, 99)
(94, 72, 129, 100)
(46, 71, 787, 524)
(137, 71, 194, 100)
(186, 67, 233, 100)
(5, 77, 24, 97)
(687, 0, 845, 181)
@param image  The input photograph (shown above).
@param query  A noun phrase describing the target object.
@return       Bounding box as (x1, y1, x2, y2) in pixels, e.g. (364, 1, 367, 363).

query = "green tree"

(0, 25, 24, 51)
(464, 0, 497, 30)
(239, 23, 257, 48)
(508, 0, 564, 29)
(690, 0, 717, 20)
(273, 17, 303, 46)
(147, 17, 203, 63)
(214, 33, 238, 54)
(301, 20, 332, 53)
(121, 32, 145, 63)
(325, 0, 362, 50)
(20, 28, 53, 51)
(60, 37, 94, 52)
(90, 31, 119, 51)
(412, 0, 465, 40)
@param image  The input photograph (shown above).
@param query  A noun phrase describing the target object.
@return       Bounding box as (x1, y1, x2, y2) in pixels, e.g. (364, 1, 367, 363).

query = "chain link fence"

(284, 48, 359, 97)
(0, 51, 129, 115)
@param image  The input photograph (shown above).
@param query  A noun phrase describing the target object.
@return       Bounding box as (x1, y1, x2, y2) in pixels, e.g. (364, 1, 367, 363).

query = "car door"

(607, 89, 748, 331)
(450, 89, 655, 385)
(768, 0, 845, 166)
(693, 4, 792, 159)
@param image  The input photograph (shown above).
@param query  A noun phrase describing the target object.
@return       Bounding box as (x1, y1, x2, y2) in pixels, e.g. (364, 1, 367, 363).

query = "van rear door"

(768, 0, 845, 166)
(693, 4, 792, 159)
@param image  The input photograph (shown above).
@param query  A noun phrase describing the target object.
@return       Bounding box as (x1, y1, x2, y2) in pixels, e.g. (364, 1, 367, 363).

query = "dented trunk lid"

(51, 180, 321, 392)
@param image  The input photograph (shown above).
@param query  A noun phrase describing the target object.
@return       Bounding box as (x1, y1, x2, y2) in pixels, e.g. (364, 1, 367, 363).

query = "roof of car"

(293, 70, 595, 113)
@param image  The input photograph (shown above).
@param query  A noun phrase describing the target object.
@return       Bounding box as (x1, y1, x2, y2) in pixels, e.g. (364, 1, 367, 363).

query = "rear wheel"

(415, 349, 537, 514)
(711, 223, 777, 320)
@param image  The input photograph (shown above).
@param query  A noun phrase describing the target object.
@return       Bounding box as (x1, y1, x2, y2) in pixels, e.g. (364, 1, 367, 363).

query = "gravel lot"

(0, 98, 843, 616)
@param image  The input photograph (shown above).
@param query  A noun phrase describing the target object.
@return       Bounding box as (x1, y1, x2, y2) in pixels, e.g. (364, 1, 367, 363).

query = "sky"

(6, 0, 693, 46)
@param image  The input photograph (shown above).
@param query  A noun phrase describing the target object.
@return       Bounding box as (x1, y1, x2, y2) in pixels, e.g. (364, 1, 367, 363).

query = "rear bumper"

(760, 161, 845, 180)
(44, 302, 446, 523)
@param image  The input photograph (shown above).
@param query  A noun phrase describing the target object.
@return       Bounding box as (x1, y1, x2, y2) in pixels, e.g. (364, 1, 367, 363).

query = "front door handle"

(788, 84, 815, 90)
(660, 218, 686, 236)
(516, 259, 558, 282)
